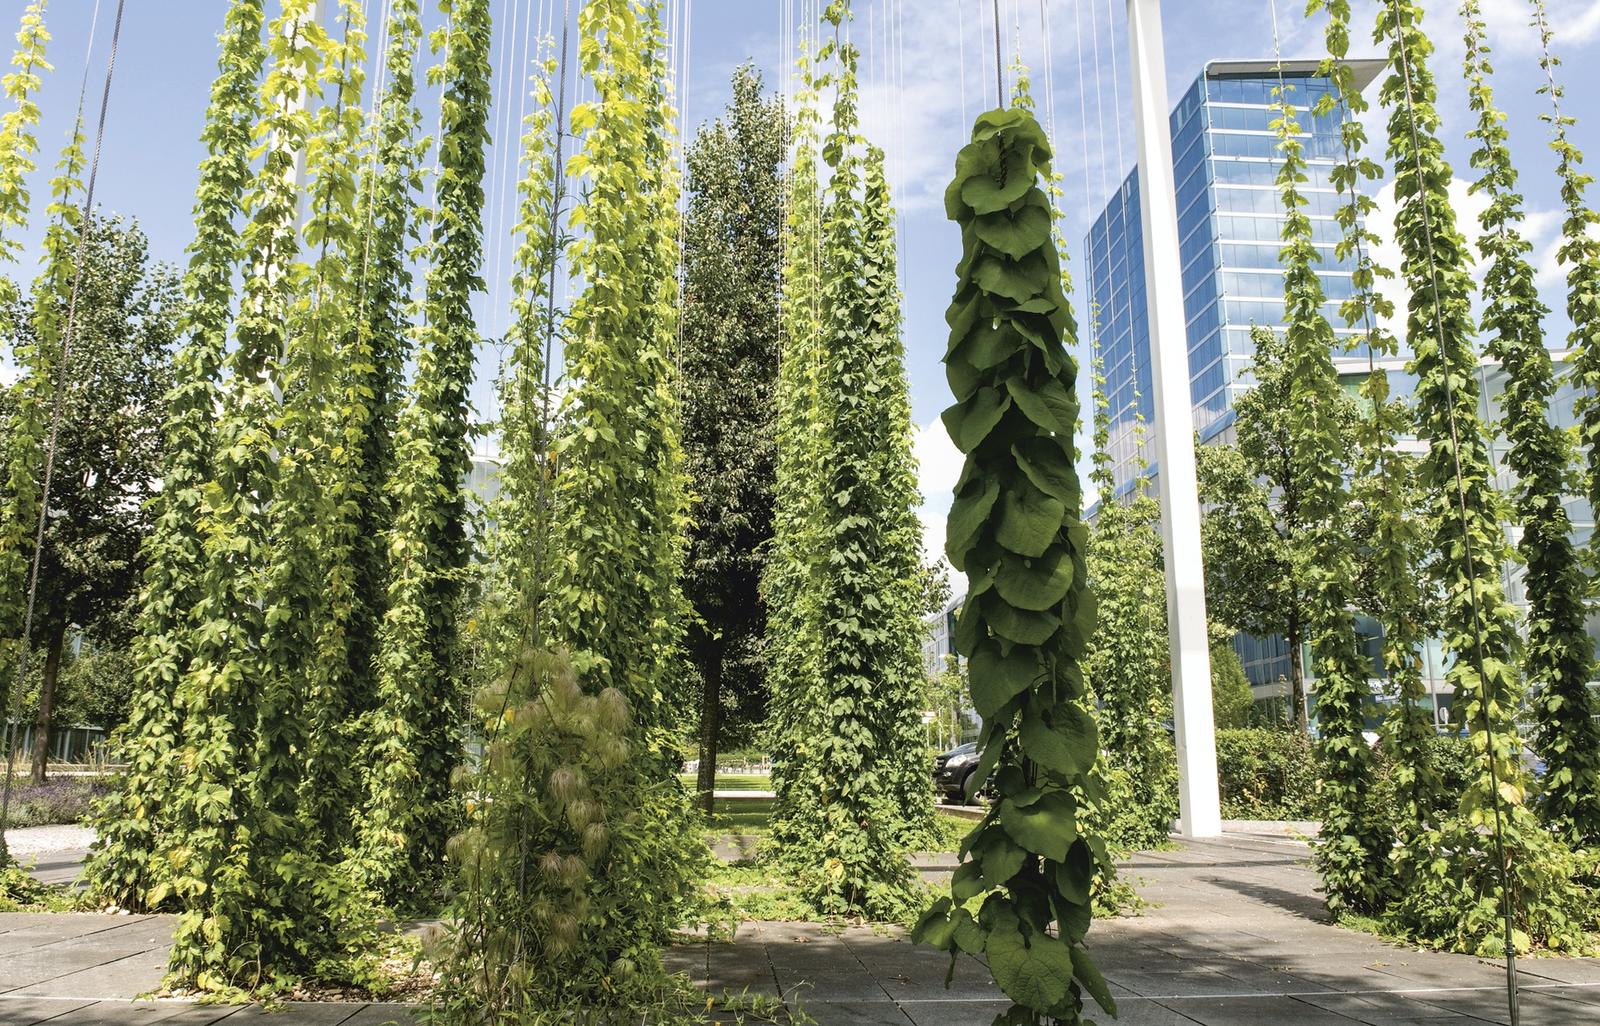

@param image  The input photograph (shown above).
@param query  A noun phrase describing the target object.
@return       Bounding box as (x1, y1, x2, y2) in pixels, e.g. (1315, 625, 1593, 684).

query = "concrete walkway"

(5, 833, 1599, 1024)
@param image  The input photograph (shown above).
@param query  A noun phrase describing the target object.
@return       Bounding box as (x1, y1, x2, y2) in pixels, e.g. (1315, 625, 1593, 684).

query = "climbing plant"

(913, 104, 1114, 1023)
(769, 0, 934, 916)
(0, 0, 52, 794)
(84, 0, 267, 909)
(360, 0, 493, 906)
(1308, 0, 1438, 861)
(463, 0, 706, 1010)
(1373, 0, 1593, 955)
(1083, 366, 1176, 853)
(765, 26, 827, 863)
(1464, 0, 1600, 848)
(1269, 80, 1384, 915)
(1525, 0, 1600, 848)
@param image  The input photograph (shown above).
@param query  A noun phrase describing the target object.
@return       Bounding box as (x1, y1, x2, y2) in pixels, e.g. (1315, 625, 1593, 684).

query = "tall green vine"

(83, 0, 267, 908)
(1270, 79, 1383, 915)
(1309, 0, 1438, 860)
(0, 0, 51, 785)
(766, 27, 827, 863)
(1374, 0, 1592, 955)
(914, 105, 1113, 1024)
(1526, 0, 1600, 848)
(360, 0, 493, 906)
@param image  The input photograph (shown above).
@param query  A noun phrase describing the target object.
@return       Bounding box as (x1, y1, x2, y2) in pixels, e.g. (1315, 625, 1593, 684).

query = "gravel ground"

(4, 823, 96, 856)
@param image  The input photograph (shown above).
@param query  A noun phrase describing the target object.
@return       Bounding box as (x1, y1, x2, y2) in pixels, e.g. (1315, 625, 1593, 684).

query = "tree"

(1374, 0, 1591, 955)
(0, 216, 180, 783)
(1523, 0, 1600, 846)
(679, 65, 786, 815)
(1210, 634, 1255, 730)
(914, 102, 1113, 1024)
(83, 0, 265, 910)
(360, 0, 492, 904)
(1194, 323, 1361, 737)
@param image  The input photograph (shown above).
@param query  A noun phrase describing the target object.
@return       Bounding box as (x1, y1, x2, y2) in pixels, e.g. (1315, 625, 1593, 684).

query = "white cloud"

(1470, 0, 1600, 56)
(914, 414, 962, 567)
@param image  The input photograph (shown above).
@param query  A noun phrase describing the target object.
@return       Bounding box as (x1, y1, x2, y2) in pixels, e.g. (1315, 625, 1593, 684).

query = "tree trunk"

(695, 636, 723, 819)
(30, 623, 65, 784)
(1287, 612, 1308, 735)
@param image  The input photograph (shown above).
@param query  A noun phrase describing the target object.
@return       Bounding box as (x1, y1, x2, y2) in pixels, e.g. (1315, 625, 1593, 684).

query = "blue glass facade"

(1086, 62, 1377, 500)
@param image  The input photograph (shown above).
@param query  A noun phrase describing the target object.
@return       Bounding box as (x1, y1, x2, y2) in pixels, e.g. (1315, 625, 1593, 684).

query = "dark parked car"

(933, 742, 982, 805)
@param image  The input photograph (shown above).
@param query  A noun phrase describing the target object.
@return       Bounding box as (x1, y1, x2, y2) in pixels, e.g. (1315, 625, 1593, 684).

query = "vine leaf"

(985, 907, 1075, 1009)
(1000, 790, 1078, 860)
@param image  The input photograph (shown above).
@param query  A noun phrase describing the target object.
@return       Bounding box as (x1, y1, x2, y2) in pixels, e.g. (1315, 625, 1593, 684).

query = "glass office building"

(1085, 59, 1385, 500)
(1083, 58, 1600, 727)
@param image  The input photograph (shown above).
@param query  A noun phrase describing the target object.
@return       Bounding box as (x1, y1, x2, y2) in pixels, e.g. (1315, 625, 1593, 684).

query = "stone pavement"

(5, 833, 1600, 1024)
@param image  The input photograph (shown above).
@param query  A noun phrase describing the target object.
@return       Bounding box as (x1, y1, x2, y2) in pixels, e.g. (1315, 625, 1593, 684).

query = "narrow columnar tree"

(915, 104, 1113, 1025)
(766, 30, 827, 857)
(1526, 0, 1600, 847)
(1375, 0, 1592, 955)
(361, 0, 493, 904)
(84, 0, 266, 910)
(1465, 1, 1600, 846)
(680, 65, 785, 816)
(1271, 83, 1384, 915)
(1310, 0, 1438, 852)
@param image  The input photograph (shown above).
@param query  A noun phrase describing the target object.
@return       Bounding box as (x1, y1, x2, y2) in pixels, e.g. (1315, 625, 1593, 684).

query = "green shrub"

(1215, 728, 1316, 820)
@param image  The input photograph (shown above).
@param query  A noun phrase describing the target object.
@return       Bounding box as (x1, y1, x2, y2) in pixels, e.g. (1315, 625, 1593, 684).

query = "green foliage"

(1209, 638, 1255, 730)
(680, 65, 787, 813)
(914, 104, 1111, 1025)
(764, 25, 826, 869)
(1084, 369, 1177, 852)
(361, 0, 492, 904)
(1214, 728, 1316, 821)
(1196, 322, 1360, 736)
(1269, 77, 1383, 916)
(767, 0, 933, 914)
(1522, 0, 1600, 847)
(0, 0, 48, 269)
(0, 215, 180, 779)
(84, 0, 266, 912)
(1371, 0, 1592, 956)
(1309, 0, 1437, 862)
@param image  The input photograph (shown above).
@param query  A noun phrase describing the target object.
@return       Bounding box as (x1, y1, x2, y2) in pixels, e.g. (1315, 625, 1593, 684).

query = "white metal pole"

(1125, 0, 1222, 838)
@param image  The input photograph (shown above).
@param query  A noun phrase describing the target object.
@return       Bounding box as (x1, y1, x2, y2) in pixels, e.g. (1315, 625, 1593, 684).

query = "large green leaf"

(983, 593, 1062, 645)
(999, 790, 1078, 861)
(995, 486, 1065, 557)
(957, 320, 1026, 370)
(974, 204, 1053, 260)
(1072, 945, 1119, 1016)
(1012, 436, 1078, 505)
(946, 478, 999, 565)
(969, 643, 1042, 718)
(984, 907, 1074, 1010)
(993, 547, 1074, 610)
(942, 386, 1010, 452)
(1019, 702, 1098, 776)
(1005, 375, 1077, 436)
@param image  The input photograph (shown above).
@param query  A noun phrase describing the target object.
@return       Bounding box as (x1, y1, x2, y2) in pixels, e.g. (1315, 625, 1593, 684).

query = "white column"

(1125, 0, 1222, 838)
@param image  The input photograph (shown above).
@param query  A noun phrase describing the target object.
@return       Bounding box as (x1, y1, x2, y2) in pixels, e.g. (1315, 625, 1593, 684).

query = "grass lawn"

(677, 772, 772, 792)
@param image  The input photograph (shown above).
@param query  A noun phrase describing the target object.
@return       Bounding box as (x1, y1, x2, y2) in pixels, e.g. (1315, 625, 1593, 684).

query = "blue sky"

(12, 0, 1600, 560)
